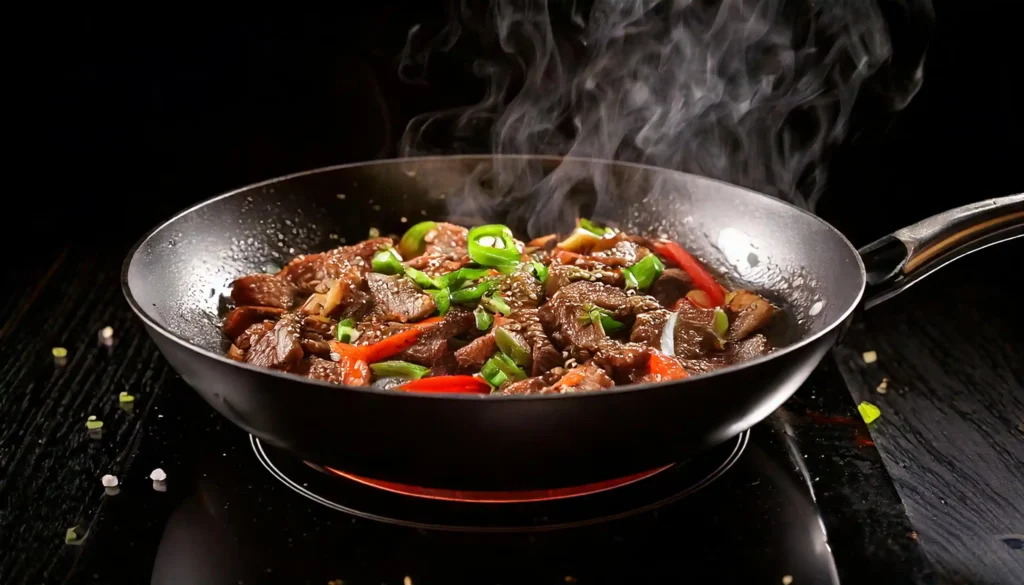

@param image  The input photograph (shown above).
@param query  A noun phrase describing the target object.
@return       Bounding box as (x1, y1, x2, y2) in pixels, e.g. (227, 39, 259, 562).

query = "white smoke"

(399, 0, 933, 233)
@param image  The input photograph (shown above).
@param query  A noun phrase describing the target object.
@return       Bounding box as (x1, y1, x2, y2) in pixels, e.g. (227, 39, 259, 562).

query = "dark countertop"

(834, 238, 1024, 584)
(0, 237, 1021, 584)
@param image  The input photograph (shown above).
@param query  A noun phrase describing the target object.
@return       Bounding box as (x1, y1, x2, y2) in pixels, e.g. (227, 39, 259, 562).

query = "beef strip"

(501, 308, 562, 376)
(726, 290, 777, 340)
(337, 286, 374, 321)
(365, 272, 436, 322)
(223, 305, 285, 338)
(589, 240, 649, 267)
(628, 303, 719, 358)
(423, 222, 469, 258)
(306, 356, 348, 384)
(246, 313, 304, 371)
(592, 343, 651, 382)
(551, 363, 614, 393)
(301, 339, 332, 358)
(500, 377, 548, 395)
(649, 268, 693, 308)
(544, 264, 624, 297)
(296, 316, 337, 358)
(673, 301, 722, 359)
(499, 263, 543, 310)
(404, 223, 471, 275)
(455, 334, 497, 369)
(231, 274, 298, 310)
(278, 237, 392, 293)
(234, 320, 276, 351)
(320, 237, 393, 282)
(540, 281, 661, 355)
(404, 256, 471, 277)
(680, 334, 773, 374)
(499, 363, 614, 395)
(300, 316, 335, 340)
(629, 309, 672, 348)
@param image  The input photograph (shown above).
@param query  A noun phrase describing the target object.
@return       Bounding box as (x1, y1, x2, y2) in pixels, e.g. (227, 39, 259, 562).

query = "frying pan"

(122, 155, 1023, 490)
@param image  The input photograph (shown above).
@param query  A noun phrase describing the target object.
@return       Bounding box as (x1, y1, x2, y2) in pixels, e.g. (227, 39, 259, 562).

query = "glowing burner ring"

(322, 465, 674, 504)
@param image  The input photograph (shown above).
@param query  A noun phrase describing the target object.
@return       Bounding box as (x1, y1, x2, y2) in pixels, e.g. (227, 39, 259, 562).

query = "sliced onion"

(556, 228, 601, 252)
(321, 278, 347, 317)
(300, 292, 327, 315)
(660, 311, 678, 356)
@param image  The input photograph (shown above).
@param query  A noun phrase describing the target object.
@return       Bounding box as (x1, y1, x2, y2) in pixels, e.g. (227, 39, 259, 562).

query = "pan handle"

(859, 193, 1024, 309)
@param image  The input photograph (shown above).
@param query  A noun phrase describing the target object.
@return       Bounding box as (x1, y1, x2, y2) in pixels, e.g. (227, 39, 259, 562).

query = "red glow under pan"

(324, 465, 674, 503)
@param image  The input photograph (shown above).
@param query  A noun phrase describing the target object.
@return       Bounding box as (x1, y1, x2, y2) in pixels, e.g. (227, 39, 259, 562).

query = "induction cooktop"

(59, 357, 934, 585)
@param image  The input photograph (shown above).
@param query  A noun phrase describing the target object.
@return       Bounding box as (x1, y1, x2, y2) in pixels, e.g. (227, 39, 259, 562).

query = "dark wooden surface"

(836, 239, 1024, 585)
(0, 237, 1021, 583)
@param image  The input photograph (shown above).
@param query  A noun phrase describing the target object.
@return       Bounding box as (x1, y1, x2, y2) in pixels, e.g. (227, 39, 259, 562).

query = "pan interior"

(125, 156, 863, 356)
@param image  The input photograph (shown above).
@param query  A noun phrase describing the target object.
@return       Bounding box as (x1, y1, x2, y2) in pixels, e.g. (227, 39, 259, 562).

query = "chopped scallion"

(370, 361, 431, 380)
(473, 305, 494, 330)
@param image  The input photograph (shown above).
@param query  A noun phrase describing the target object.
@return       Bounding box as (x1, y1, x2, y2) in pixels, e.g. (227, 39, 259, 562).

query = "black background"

(13, 1, 1021, 249)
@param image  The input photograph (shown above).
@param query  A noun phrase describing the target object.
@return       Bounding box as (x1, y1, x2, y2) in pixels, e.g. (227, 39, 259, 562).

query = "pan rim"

(121, 154, 866, 402)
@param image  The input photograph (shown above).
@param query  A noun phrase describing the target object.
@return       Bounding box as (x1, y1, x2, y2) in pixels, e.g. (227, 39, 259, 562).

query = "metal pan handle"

(859, 193, 1024, 309)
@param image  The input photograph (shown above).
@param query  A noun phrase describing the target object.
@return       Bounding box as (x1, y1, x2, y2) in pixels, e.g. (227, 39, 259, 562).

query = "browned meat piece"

(298, 316, 335, 358)
(680, 334, 773, 374)
(541, 367, 567, 384)
(649, 268, 693, 308)
(589, 240, 649, 267)
(235, 320, 276, 351)
(278, 238, 392, 293)
(550, 281, 660, 320)
(397, 307, 475, 366)
(551, 363, 614, 393)
(673, 301, 722, 358)
(501, 377, 548, 395)
(301, 339, 332, 358)
(502, 308, 562, 376)
(306, 356, 348, 384)
(246, 313, 304, 371)
(301, 316, 335, 340)
(365, 273, 436, 323)
(455, 334, 497, 369)
(320, 237, 392, 283)
(223, 305, 284, 338)
(629, 309, 672, 348)
(423, 222, 469, 258)
(628, 303, 719, 359)
(403, 223, 471, 276)
(540, 281, 661, 356)
(500, 364, 614, 395)
(726, 290, 777, 340)
(277, 254, 325, 294)
(499, 263, 543, 310)
(335, 286, 372, 321)
(732, 334, 773, 360)
(404, 255, 471, 277)
(592, 343, 651, 381)
(231, 274, 298, 310)
(544, 264, 623, 297)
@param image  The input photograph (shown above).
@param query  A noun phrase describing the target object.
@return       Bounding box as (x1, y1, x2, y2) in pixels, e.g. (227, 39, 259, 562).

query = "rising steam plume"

(398, 0, 933, 231)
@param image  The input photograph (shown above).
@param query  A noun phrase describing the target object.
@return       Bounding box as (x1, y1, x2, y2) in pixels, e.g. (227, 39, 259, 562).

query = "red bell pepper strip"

(553, 249, 584, 264)
(329, 319, 442, 385)
(651, 240, 726, 307)
(645, 351, 689, 382)
(398, 375, 492, 394)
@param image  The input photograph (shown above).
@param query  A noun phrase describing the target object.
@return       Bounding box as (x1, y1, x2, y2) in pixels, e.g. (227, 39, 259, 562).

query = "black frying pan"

(122, 155, 1023, 490)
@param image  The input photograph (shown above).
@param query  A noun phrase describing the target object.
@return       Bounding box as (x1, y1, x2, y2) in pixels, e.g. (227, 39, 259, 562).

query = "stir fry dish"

(223, 220, 778, 394)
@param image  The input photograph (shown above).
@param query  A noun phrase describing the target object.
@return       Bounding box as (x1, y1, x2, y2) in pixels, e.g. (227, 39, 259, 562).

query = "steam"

(399, 0, 933, 233)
